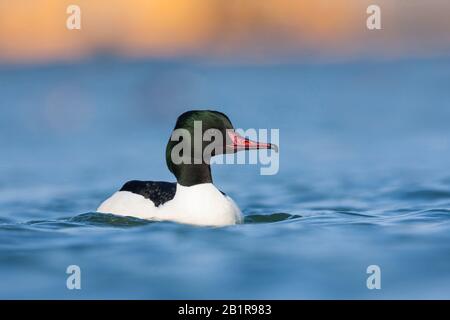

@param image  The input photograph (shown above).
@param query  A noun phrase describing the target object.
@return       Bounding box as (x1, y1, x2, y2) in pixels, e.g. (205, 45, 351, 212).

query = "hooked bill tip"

(269, 143, 279, 153)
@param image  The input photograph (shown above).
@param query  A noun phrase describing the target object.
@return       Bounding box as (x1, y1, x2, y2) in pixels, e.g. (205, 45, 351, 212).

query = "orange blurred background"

(0, 0, 449, 63)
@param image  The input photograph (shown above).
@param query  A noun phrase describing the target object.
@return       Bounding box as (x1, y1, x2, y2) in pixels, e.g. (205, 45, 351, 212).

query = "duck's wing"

(120, 180, 176, 207)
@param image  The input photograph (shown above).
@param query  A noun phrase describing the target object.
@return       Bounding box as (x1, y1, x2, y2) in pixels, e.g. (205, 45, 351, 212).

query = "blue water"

(1, 58, 450, 299)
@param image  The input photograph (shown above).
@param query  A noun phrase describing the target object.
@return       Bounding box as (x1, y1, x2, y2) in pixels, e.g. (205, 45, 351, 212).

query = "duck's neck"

(166, 139, 214, 186)
(172, 163, 213, 187)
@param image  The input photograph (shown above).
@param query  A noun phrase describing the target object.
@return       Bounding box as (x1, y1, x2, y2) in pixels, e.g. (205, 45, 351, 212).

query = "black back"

(120, 180, 176, 207)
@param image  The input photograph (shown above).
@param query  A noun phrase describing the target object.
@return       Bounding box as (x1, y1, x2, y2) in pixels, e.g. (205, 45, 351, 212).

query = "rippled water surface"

(1, 58, 450, 298)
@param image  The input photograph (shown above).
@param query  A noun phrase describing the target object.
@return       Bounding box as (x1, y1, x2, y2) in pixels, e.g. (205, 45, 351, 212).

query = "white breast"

(97, 183, 242, 227)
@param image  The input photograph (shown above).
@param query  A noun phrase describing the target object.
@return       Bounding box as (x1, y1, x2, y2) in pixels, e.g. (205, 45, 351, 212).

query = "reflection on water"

(1, 58, 450, 298)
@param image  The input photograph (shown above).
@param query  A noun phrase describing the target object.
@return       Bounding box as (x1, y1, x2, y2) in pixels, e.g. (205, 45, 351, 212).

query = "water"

(1, 57, 450, 299)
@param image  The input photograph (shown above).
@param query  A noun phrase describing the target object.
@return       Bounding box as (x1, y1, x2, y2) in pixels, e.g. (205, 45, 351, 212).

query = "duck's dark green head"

(166, 110, 276, 186)
(173, 110, 234, 143)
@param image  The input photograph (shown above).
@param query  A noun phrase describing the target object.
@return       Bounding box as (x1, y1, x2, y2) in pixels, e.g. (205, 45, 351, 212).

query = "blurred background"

(1, 0, 450, 63)
(1, 0, 450, 299)
(1, 0, 450, 181)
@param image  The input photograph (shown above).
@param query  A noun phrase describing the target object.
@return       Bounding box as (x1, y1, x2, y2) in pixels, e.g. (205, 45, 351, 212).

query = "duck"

(97, 110, 277, 226)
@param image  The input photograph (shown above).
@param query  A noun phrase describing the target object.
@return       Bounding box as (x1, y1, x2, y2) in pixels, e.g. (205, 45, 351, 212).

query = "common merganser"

(97, 110, 277, 226)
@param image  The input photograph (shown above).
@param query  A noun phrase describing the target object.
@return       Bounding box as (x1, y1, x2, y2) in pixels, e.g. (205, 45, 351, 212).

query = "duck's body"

(97, 181, 242, 226)
(96, 110, 276, 227)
